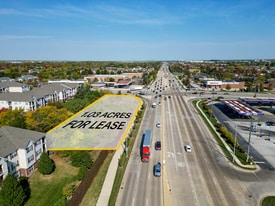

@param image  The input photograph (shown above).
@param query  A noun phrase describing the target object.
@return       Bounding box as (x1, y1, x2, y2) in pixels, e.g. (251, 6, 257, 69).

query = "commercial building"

(221, 99, 264, 116)
(204, 80, 245, 90)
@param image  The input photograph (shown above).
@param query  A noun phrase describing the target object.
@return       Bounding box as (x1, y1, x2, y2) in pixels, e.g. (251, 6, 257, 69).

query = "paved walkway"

(96, 146, 123, 206)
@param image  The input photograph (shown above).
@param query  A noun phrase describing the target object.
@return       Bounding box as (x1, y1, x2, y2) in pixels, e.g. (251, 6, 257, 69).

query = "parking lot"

(213, 102, 275, 169)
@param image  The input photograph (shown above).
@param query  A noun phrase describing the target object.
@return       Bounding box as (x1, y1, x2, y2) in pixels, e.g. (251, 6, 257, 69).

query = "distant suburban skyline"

(0, 0, 274, 61)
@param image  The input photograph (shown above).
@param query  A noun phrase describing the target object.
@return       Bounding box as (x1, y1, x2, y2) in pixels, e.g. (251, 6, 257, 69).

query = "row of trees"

(0, 61, 161, 82)
(200, 100, 248, 163)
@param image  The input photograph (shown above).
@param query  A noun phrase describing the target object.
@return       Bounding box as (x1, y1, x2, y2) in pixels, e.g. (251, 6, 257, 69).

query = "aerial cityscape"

(0, 0, 275, 206)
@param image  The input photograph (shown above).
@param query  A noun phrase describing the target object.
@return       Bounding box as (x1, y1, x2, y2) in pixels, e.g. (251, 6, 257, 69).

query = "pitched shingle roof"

(0, 126, 46, 157)
(0, 82, 79, 102)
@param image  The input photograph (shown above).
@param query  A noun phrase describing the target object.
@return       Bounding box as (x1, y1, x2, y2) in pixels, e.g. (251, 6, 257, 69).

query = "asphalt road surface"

(116, 64, 275, 206)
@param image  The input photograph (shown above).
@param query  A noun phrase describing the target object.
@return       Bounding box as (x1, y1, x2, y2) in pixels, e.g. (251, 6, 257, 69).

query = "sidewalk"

(96, 146, 123, 206)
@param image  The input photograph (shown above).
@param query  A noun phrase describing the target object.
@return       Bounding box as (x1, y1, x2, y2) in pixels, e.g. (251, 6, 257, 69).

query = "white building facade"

(0, 126, 47, 186)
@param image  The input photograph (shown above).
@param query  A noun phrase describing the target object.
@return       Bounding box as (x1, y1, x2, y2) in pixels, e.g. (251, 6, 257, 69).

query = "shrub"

(219, 126, 227, 134)
(69, 150, 93, 168)
(76, 167, 88, 181)
(62, 182, 78, 200)
(38, 152, 55, 175)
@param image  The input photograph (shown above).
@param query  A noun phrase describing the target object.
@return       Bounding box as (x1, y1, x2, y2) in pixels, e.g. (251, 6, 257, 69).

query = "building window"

(28, 165, 34, 174)
(10, 152, 17, 159)
(27, 155, 34, 163)
(10, 163, 16, 171)
(36, 148, 42, 156)
(26, 145, 33, 153)
(35, 140, 41, 146)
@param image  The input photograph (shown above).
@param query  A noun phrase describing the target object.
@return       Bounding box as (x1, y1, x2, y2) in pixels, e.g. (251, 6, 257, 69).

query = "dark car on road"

(155, 141, 161, 150)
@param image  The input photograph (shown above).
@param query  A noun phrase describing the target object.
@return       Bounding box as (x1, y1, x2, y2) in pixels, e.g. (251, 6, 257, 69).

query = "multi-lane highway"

(116, 63, 275, 206)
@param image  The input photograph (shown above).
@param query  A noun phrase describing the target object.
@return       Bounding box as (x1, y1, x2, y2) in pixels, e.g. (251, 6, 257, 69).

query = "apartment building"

(0, 126, 47, 186)
(0, 82, 81, 111)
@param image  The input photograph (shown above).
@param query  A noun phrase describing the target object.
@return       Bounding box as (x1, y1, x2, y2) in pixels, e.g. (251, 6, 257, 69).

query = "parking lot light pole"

(246, 115, 253, 162)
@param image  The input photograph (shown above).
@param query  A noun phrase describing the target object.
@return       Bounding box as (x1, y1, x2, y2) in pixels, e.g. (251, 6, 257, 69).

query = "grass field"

(25, 154, 79, 206)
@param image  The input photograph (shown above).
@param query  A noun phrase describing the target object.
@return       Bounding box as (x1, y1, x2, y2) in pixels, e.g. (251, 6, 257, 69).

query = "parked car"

(155, 141, 161, 150)
(156, 122, 161, 128)
(185, 145, 192, 152)
(154, 162, 161, 177)
(266, 121, 275, 126)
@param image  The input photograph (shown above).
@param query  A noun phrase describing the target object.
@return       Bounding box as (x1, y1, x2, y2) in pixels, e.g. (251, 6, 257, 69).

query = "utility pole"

(124, 138, 128, 157)
(246, 115, 253, 162)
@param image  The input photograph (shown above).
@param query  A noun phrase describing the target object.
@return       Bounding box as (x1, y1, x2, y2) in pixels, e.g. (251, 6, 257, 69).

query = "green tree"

(0, 109, 26, 128)
(62, 98, 89, 113)
(76, 166, 88, 180)
(18, 176, 31, 203)
(0, 174, 26, 206)
(222, 72, 235, 80)
(63, 86, 104, 113)
(25, 106, 71, 132)
(37, 152, 55, 175)
(225, 84, 231, 91)
(267, 82, 273, 91)
(69, 151, 93, 168)
(246, 81, 252, 92)
(259, 82, 264, 92)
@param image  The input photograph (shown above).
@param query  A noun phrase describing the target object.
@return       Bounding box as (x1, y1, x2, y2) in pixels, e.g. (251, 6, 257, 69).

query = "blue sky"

(0, 0, 274, 61)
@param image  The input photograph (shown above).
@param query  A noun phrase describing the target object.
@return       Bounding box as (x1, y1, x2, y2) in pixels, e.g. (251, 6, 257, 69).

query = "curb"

(195, 100, 258, 170)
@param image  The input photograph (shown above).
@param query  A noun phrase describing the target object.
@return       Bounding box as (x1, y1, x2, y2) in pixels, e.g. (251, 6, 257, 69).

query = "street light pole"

(233, 124, 237, 163)
(246, 115, 253, 162)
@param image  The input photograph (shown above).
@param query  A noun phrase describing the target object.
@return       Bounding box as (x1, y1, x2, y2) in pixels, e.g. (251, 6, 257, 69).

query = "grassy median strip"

(194, 99, 255, 168)
(193, 100, 232, 161)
